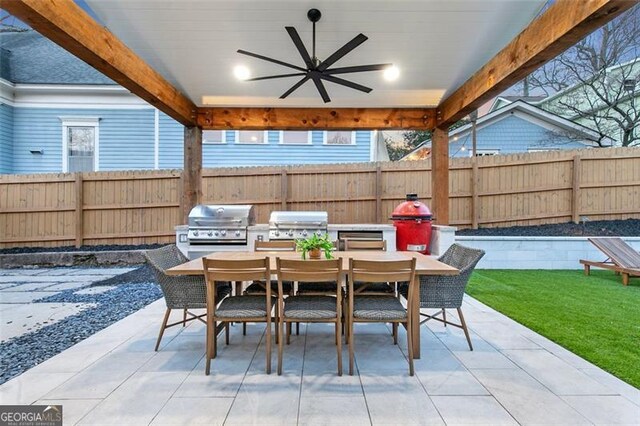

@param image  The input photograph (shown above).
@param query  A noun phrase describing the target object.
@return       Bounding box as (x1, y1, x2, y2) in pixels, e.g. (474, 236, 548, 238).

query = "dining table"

(166, 250, 459, 358)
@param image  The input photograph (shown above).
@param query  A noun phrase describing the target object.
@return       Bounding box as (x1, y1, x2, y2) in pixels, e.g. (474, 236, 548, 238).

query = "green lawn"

(466, 270, 640, 389)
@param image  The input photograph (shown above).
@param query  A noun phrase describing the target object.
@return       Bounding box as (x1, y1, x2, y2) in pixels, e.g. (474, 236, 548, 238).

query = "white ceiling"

(85, 0, 546, 108)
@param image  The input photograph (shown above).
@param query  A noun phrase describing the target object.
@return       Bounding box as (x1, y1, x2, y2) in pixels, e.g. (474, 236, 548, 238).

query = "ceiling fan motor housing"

(307, 9, 322, 23)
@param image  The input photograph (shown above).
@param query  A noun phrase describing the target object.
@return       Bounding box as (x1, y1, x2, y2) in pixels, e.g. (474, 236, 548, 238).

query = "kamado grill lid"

(391, 194, 432, 220)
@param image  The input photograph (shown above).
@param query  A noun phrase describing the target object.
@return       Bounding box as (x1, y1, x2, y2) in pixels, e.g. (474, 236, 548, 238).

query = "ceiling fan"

(237, 8, 392, 103)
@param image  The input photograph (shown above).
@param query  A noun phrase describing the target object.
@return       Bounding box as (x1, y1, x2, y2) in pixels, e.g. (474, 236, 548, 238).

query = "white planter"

(455, 236, 640, 269)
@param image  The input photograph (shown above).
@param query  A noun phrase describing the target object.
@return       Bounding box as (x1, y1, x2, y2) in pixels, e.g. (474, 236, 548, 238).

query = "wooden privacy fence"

(1, 147, 639, 248)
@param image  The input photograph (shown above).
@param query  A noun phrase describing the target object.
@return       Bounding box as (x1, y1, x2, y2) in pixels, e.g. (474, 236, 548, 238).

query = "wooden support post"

(182, 126, 202, 224)
(431, 128, 450, 225)
(375, 165, 382, 223)
(74, 173, 83, 248)
(572, 155, 582, 224)
(281, 169, 288, 210)
(471, 160, 480, 229)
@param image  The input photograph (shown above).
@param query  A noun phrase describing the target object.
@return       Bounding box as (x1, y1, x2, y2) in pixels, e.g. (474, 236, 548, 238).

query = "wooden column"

(431, 128, 450, 225)
(182, 126, 202, 224)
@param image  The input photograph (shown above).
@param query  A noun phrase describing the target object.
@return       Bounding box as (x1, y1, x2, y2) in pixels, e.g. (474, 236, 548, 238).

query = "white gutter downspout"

(154, 108, 159, 169)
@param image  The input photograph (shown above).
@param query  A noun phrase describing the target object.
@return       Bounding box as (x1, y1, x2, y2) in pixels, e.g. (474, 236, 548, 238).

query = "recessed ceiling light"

(383, 66, 400, 81)
(233, 65, 251, 81)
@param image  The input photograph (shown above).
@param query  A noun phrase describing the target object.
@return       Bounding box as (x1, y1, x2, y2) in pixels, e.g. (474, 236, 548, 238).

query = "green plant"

(295, 233, 334, 260)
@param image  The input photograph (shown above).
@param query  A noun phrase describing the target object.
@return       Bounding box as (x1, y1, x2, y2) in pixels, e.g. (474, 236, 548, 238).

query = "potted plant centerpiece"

(295, 233, 334, 260)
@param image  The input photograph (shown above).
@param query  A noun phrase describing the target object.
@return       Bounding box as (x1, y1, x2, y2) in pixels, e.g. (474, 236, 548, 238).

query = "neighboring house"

(402, 100, 604, 160)
(489, 60, 640, 146)
(0, 31, 385, 174)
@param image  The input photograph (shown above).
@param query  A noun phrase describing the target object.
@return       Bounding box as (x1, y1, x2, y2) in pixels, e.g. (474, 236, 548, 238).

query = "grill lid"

(391, 194, 432, 220)
(269, 211, 328, 228)
(188, 204, 255, 227)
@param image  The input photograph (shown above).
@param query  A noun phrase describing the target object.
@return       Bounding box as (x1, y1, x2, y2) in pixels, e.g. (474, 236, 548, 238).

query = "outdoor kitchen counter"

(244, 224, 396, 230)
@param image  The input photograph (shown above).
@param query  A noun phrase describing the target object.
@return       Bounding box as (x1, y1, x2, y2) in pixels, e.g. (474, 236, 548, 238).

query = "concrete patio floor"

(0, 292, 638, 425)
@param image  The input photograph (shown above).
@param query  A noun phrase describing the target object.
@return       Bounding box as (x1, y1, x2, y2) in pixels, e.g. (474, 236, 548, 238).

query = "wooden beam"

(3, 0, 198, 126)
(431, 128, 450, 225)
(437, 0, 636, 127)
(197, 108, 436, 130)
(182, 126, 202, 224)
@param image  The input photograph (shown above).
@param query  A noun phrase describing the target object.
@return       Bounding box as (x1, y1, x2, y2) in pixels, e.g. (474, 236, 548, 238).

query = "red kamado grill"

(392, 194, 433, 254)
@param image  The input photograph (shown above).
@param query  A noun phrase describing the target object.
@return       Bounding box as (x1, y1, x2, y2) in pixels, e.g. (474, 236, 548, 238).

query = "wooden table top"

(166, 251, 459, 276)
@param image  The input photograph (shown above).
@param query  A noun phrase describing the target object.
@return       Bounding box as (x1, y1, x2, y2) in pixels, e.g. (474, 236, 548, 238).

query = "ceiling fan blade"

(325, 64, 392, 75)
(285, 27, 314, 69)
(280, 75, 311, 99)
(317, 33, 368, 72)
(319, 74, 372, 93)
(247, 72, 307, 81)
(237, 49, 307, 72)
(311, 76, 331, 103)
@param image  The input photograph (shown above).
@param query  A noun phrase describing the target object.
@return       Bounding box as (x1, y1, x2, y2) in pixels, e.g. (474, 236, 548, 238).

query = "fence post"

(572, 155, 581, 224)
(75, 173, 83, 248)
(280, 169, 288, 210)
(375, 165, 382, 223)
(471, 160, 480, 229)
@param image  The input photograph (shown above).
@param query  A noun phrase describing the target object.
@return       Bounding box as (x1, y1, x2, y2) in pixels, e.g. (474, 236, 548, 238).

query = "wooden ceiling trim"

(197, 107, 436, 130)
(3, 0, 198, 126)
(436, 0, 636, 128)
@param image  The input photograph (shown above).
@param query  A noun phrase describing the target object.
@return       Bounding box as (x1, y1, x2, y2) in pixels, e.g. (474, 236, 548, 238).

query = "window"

(61, 117, 99, 172)
(203, 130, 225, 144)
(324, 131, 355, 145)
(280, 131, 310, 144)
(236, 130, 267, 144)
(473, 149, 499, 157)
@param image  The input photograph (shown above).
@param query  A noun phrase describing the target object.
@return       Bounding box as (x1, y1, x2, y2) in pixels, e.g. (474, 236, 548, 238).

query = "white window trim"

(202, 130, 227, 144)
(322, 130, 357, 145)
(278, 130, 312, 145)
(233, 130, 270, 144)
(471, 149, 500, 157)
(60, 117, 100, 173)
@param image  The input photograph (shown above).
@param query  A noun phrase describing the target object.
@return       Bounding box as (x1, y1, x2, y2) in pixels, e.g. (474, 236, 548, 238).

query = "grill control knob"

(214, 231, 219, 237)
(287, 230, 294, 237)
(207, 231, 213, 237)
(302, 230, 308, 237)
(193, 230, 199, 237)
(235, 230, 241, 237)
(274, 230, 280, 237)
(221, 230, 227, 236)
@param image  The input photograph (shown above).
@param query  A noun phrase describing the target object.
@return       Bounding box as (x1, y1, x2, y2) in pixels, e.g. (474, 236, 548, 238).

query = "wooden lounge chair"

(580, 237, 640, 286)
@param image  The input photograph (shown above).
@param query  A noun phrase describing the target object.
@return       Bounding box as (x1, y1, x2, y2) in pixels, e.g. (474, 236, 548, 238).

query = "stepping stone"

(74, 286, 116, 295)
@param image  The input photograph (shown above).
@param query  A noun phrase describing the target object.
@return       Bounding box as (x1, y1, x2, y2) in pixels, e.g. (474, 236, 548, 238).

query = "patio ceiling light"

(233, 66, 251, 81)
(383, 66, 400, 82)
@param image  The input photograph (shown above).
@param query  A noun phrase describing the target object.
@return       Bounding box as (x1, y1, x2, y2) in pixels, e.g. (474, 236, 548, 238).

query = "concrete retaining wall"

(0, 250, 146, 269)
(455, 236, 640, 269)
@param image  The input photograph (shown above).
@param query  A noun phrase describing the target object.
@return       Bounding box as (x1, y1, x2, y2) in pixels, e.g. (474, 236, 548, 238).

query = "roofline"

(449, 100, 602, 141)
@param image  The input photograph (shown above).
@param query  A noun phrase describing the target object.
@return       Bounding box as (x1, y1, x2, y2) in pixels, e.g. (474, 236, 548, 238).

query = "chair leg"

(349, 319, 355, 376)
(442, 309, 447, 327)
(406, 319, 414, 376)
(336, 319, 343, 376)
(286, 322, 291, 345)
(155, 308, 171, 352)
(457, 308, 473, 351)
(296, 322, 300, 335)
(225, 321, 230, 345)
(183, 308, 187, 326)
(242, 322, 247, 335)
(205, 314, 214, 375)
(278, 320, 285, 375)
(392, 323, 398, 345)
(266, 318, 272, 374)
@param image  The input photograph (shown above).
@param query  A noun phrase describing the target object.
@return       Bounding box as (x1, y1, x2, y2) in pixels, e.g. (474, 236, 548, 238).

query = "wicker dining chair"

(399, 243, 485, 351)
(347, 258, 417, 376)
(276, 257, 343, 375)
(143, 245, 231, 351)
(203, 257, 274, 375)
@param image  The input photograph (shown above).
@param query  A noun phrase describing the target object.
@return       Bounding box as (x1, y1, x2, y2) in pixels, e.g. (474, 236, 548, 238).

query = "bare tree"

(520, 4, 640, 147)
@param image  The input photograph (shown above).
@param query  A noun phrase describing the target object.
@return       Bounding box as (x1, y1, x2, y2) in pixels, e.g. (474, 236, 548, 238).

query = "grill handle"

(274, 221, 325, 227)
(193, 219, 243, 225)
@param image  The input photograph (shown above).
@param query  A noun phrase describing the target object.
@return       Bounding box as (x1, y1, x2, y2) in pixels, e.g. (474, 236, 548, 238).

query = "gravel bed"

(0, 265, 162, 385)
(0, 243, 165, 255)
(457, 219, 640, 237)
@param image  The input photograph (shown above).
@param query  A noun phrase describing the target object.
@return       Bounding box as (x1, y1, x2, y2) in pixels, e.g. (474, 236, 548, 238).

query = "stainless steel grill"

(269, 211, 328, 240)
(188, 204, 255, 245)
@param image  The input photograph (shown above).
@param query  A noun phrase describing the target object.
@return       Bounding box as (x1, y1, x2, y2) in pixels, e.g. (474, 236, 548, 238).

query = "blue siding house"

(0, 31, 383, 175)
(402, 100, 603, 160)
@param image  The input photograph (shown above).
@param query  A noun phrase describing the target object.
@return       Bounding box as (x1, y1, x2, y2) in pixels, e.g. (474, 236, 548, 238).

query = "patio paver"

(0, 278, 638, 425)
